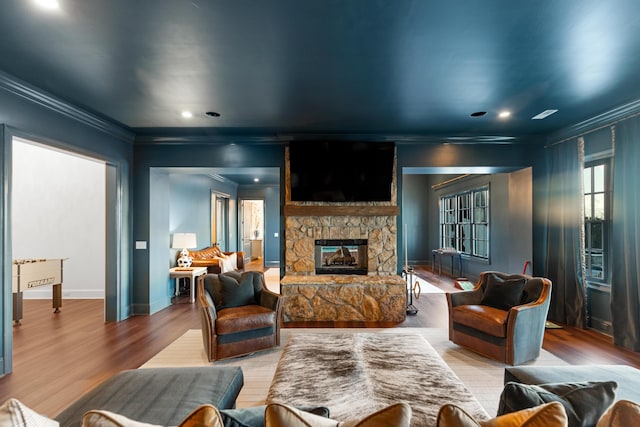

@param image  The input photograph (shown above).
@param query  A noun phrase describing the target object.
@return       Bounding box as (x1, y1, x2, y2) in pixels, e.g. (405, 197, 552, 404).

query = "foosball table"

(12, 258, 67, 325)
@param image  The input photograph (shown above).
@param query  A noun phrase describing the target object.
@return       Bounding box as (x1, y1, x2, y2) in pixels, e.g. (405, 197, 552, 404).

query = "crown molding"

(0, 71, 134, 144)
(134, 134, 286, 145)
(547, 98, 640, 144)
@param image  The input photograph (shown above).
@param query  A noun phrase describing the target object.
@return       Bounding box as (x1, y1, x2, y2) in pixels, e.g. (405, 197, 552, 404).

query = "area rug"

(141, 328, 568, 416)
(266, 333, 488, 424)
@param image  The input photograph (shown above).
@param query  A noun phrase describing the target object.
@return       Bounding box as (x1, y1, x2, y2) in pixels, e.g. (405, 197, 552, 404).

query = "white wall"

(12, 138, 106, 299)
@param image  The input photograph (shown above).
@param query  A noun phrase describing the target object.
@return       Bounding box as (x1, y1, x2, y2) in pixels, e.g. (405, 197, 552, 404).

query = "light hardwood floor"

(1, 264, 639, 418)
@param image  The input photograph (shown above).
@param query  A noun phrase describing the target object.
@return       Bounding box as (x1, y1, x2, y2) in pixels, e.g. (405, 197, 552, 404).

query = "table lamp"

(172, 233, 197, 267)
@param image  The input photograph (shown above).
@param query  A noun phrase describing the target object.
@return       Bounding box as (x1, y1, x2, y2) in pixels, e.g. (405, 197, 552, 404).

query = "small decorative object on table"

(172, 233, 197, 267)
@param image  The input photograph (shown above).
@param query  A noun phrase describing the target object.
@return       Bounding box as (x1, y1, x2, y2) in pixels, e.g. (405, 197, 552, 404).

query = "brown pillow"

(81, 404, 223, 427)
(265, 402, 411, 427)
(437, 402, 568, 427)
(596, 400, 640, 427)
(480, 274, 527, 311)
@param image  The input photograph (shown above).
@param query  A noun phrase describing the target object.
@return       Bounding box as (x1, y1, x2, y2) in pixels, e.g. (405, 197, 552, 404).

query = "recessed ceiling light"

(254, 178, 260, 182)
(181, 111, 193, 119)
(532, 109, 558, 120)
(498, 111, 511, 119)
(205, 111, 221, 117)
(470, 111, 487, 117)
(34, 0, 59, 10)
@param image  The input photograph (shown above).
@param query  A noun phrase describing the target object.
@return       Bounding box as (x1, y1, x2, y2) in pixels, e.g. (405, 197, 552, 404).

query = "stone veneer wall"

(285, 214, 398, 275)
(280, 274, 406, 322)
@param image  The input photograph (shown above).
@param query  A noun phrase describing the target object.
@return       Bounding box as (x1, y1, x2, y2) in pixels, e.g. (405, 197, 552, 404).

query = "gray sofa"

(55, 366, 244, 427)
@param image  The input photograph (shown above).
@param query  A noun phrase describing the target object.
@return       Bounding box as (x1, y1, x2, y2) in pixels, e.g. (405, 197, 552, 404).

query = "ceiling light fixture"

(498, 111, 511, 119)
(470, 111, 487, 117)
(34, 0, 59, 10)
(531, 109, 558, 120)
(254, 178, 260, 182)
(181, 111, 193, 119)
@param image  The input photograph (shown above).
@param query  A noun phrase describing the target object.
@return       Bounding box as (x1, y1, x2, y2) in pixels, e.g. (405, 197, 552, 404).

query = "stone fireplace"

(280, 145, 407, 323)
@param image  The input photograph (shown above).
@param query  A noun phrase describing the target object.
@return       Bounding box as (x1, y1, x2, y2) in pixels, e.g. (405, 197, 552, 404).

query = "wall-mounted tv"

(289, 141, 395, 202)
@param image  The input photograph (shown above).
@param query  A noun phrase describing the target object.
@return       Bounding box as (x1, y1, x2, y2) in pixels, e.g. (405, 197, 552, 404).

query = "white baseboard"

(22, 289, 105, 299)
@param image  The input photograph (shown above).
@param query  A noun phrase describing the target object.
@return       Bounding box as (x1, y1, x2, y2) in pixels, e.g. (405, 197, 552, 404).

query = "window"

(439, 186, 489, 259)
(583, 160, 611, 282)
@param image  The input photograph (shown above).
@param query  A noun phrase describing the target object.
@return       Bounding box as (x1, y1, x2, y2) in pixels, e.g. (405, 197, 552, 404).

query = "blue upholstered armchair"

(446, 271, 552, 365)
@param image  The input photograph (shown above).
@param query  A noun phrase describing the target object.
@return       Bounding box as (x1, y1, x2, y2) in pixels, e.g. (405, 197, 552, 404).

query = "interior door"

(240, 200, 252, 263)
(211, 192, 228, 250)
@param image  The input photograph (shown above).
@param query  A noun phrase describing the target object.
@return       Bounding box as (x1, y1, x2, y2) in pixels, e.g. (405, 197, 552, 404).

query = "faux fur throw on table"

(266, 333, 489, 425)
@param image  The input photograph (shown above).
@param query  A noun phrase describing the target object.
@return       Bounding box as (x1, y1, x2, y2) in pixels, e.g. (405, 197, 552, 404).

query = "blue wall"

(0, 73, 134, 375)
(132, 142, 285, 314)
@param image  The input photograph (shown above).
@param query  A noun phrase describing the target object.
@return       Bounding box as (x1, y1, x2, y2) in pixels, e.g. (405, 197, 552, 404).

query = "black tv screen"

(289, 141, 395, 202)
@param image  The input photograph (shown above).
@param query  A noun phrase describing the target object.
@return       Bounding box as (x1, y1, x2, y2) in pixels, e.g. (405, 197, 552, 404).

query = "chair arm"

(447, 288, 483, 307)
(505, 279, 552, 364)
(260, 287, 281, 312)
(197, 276, 218, 321)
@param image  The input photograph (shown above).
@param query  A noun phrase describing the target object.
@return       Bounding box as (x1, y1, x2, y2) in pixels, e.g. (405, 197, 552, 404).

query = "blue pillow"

(480, 274, 526, 311)
(217, 273, 256, 309)
(220, 405, 330, 427)
(498, 381, 617, 427)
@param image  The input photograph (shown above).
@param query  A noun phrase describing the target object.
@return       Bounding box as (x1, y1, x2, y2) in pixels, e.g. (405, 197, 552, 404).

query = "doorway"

(11, 138, 106, 310)
(240, 200, 264, 267)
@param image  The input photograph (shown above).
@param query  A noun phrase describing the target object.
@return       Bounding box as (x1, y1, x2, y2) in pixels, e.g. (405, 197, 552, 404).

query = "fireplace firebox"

(315, 239, 368, 275)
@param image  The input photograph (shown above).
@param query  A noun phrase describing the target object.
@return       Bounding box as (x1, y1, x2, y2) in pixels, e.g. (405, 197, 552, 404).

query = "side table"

(169, 266, 208, 303)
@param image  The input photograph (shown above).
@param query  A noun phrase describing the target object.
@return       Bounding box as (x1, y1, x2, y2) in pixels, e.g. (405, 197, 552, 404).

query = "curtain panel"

(611, 116, 640, 350)
(544, 138, 586, 327)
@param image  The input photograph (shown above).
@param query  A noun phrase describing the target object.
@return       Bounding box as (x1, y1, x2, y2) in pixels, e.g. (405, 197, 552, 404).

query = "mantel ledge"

(281, 274, 405, 286)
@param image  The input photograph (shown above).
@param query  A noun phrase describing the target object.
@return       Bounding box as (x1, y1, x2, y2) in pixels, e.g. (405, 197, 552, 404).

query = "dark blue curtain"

(544, 138, 586, 327)
(611, 117, 640, 350)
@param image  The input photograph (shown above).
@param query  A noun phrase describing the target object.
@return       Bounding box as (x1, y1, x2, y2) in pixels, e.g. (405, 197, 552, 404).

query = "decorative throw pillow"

(217, 273, 257, 309)
(498, 381, 617, 427)
(480, 274, 527, 311)
(0, 398, 59, 427)
(220, 405, 330, 427)
(264, 402, 411, 427)
(437, 402, 568, 427)
(596, 399, 640, 427)
(81, 404, 223, 427)
(223, 253, 238, 273)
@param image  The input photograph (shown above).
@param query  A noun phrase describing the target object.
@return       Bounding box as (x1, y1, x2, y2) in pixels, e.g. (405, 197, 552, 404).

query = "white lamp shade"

(172, 233, 197, 249)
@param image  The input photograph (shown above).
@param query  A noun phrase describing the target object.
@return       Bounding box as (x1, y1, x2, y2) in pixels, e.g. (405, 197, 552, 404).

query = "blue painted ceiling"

(2, 0, 640, 143)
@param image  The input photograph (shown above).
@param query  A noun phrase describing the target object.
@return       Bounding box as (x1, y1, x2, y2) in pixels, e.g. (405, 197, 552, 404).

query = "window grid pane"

(440, 187, 489, 260)
(583, 161, 610, 283)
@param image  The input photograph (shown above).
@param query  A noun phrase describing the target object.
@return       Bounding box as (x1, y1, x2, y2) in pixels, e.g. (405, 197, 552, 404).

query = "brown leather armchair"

(197, 271, 281, 361)
(446, 271, 552, 365)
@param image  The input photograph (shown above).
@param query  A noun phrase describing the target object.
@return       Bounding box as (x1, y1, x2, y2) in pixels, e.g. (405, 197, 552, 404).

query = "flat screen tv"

(289, 141, 395, 202)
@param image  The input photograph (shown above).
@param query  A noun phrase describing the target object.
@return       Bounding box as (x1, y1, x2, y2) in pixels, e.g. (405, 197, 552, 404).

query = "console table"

(432, 248, 463, 277)
(169, 266, 207, 303)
